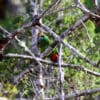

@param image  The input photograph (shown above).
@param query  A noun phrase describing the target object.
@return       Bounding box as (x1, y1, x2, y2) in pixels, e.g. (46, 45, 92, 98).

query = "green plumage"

(38, 34, 50, 52)
(38, 32, 58, 59)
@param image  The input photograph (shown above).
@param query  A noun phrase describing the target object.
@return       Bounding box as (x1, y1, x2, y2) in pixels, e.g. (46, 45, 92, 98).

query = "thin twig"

(45, 5, 76, 16)
(39, 0, 61, 18)
(73, 0, 100, 18)
(58, 44, 64, 100)
(15, 37, 42, 66)
(81, 19, 93, 44)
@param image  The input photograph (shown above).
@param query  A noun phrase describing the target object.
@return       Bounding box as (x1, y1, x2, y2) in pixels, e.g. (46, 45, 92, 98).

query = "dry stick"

(58, 44, 65, 100)
(41, 24, 97, 67)
(0, 26, 11, 35)
(30, 0, 40, 93)
(5, 53, 100, 77)
(29, 0, 45, 100)
(80, 20, 92, 43)
(37, 0, 43, 14)
(53, 88, 100, 100)
(30, 0, 37, 17)
(73, 0, 100, 18)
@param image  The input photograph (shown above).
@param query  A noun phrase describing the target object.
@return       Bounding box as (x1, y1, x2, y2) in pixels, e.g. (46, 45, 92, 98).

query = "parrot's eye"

(41, 36, 44, 38)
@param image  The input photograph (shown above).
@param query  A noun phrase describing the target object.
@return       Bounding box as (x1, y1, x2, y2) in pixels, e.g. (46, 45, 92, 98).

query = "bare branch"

(37, 0, 43, 14)
(53, 88, 100, 100)
(0, 26, 11, 35)
(81, 19, 93, 44)
(29, 0, 45, 99)
(5, 53, 100, 77)
(73, 0, 100, 18)
(41, 24, 97, 67)
(15, 37, 42, 66)
(29, 0, 37, 17)
(58, 44, 65, 100)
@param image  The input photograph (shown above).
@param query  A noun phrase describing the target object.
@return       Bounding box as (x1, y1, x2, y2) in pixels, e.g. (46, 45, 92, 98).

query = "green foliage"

(86, 20, 95, 37)
(0, 0, 100, 99)
(84, 0, 94, 10)
(0, 81, 18, 99)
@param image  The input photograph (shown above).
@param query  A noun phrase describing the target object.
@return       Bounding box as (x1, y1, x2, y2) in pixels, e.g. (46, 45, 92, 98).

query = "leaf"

(85, 20, 95, 38)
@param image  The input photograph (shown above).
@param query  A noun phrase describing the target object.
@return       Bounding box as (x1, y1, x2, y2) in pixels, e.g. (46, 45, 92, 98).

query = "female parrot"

(38, 32, 58, 62)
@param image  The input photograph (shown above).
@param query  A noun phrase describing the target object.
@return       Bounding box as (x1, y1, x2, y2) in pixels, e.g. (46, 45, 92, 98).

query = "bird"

(50, 52, 58, 62)
(38, 32, 58, 62)
(50, 47, 58, 62)
(38, 32, 50, 52)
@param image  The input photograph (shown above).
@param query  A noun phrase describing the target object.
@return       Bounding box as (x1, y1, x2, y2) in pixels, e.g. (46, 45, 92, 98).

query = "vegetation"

(0, 0, 100, 99)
